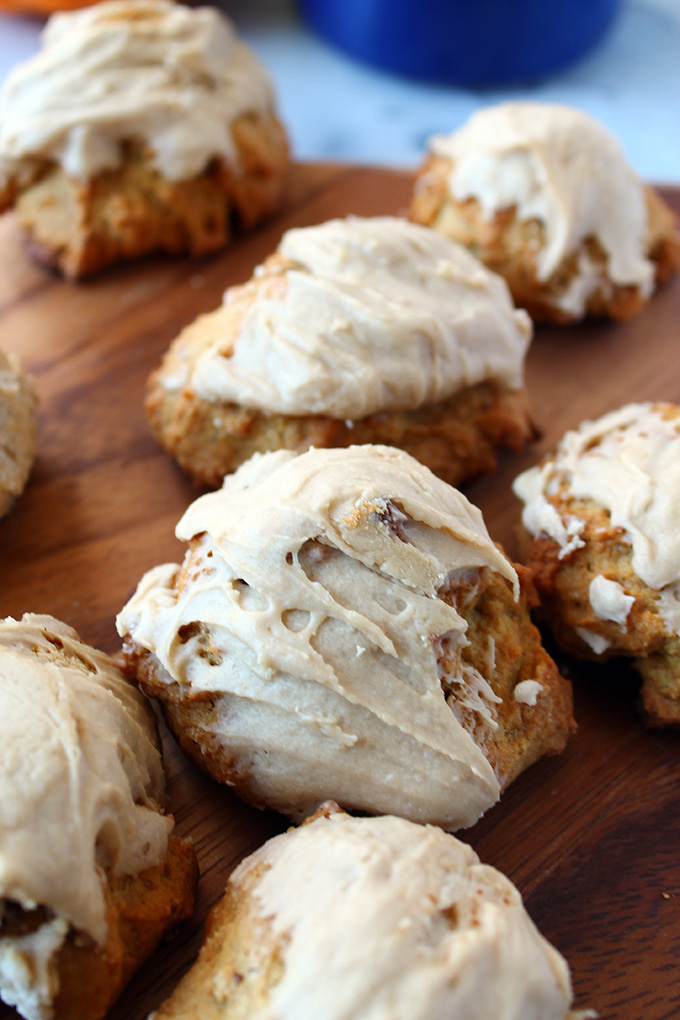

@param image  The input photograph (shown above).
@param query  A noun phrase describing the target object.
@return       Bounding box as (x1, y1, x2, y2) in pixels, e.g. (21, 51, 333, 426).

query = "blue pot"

(299, 0, 622, 85)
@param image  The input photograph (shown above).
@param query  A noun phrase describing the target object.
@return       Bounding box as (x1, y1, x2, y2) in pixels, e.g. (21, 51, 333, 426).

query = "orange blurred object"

(1, 0, 100, 13)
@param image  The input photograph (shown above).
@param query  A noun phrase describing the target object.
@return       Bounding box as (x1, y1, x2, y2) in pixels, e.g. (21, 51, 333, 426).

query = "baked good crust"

(0, 350, 37, 519)
(148, 370, 535, 491)
(0, 113, 289, 279)
(146, 856, 282, 1020)
(0, 835, 198, 1020)
(120, 542, 574, 815)
(411, 154, 680, 323)
(146, 253, 536, 488)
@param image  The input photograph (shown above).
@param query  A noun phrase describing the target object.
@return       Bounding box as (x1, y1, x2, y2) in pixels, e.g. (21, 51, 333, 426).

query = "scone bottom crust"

(0, 348, 38, 519)
(146, 372, 537, 490)
(4, 123, 289, 280)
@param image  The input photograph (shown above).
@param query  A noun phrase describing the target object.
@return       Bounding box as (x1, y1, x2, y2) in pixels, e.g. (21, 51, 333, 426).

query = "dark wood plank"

(0, 166, 678, 1020)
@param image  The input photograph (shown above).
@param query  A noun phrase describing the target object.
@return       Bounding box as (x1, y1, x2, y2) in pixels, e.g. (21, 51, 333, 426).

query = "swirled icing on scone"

(0, 0, 275, 183)
(0, 0, 289, 277)
(0, 614, 197, 1020)
(412, 102, 680, 321)
(118, 445, 573, 829)
(147, 216, 535, 486)
(514, 403, 680, 726)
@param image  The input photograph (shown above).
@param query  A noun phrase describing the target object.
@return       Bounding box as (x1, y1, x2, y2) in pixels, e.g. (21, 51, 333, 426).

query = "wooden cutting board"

(1, 164, 679, 1020)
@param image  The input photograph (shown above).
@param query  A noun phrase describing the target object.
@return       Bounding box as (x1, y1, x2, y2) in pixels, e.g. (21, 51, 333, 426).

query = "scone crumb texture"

(0, 348, 37, 519)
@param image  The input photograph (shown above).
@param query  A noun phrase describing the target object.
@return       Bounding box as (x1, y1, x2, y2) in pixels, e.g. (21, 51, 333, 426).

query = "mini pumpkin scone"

(118, 445, 573, 832)
(514, 402, 680, 727)
(412, 102, 680, 323)
(146, 215, 535, 487)
(0, 348, 37, 520)
(0, 614, 198, 1020)
(151, 804, 586, 1020)
(0, 0, 289, 278)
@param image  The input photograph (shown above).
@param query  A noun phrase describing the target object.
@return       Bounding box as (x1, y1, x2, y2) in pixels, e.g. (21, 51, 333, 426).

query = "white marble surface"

(0, 0, 678, 182)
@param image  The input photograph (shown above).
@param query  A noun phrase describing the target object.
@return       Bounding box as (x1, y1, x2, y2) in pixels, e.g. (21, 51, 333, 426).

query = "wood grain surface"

(1, 164, 679, 1020)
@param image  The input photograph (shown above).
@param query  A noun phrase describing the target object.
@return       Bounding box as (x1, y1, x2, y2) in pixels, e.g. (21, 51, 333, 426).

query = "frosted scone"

(0, 0, 289, 278)
(151, 805, 583, 1020)
(514, 403, 680, 727)
(0, 614, 198, 1020)
(117, 445, 573, 831)
(412, 102, 680, 323)
(0, 349, 37, 519)
(147, 215, 535, 487)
